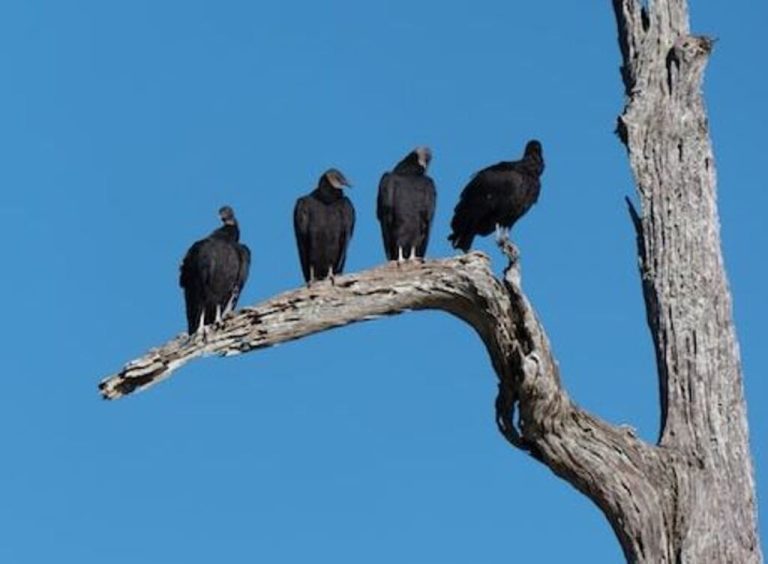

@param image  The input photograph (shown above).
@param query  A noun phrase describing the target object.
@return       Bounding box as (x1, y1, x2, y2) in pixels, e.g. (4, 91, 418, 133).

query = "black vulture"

(377, 146, 437, 262)
(179, 206, 251, 335)
(448, 140, 544, 252)
(293, 168, 355, 284)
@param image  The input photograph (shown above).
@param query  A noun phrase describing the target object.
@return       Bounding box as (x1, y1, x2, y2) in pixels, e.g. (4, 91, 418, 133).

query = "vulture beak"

(327, 170, 352, 189)
(416, 147, 432, 170)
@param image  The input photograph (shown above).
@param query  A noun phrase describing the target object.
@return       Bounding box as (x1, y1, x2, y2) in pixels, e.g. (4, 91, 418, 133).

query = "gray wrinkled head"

(323, 168, 351, 190)
(219, 205, 237, 225)
(524, 140, 542, 158)
(414, 146, 432, 170)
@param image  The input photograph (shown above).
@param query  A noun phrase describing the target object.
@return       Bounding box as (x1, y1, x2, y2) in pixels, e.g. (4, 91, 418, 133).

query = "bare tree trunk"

(98, 0, 761, 561)
(613, 0, 761, 560)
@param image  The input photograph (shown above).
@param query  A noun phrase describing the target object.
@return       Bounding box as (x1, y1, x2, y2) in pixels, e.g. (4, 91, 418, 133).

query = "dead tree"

(99, 0, 762, 561)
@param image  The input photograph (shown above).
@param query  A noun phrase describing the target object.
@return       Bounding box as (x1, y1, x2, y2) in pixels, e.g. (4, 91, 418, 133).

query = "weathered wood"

(98, 250, 673, 561)
(613, 0, 761, 560)
(100, 254, 504, 399)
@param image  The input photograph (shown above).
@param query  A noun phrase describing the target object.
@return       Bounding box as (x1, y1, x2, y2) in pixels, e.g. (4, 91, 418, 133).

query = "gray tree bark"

(612, 0, 761, 560)
(99, 0, 762, 561)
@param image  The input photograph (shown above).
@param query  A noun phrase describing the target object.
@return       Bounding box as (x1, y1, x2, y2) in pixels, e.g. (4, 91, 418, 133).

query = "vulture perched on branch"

(448, 139, 544, 252)
(377, 146, 436, 262)
(294, 168, 355, 284)
(179, 206, 251, 335)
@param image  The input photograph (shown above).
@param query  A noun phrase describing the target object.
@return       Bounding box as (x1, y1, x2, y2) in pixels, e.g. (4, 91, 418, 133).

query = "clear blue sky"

(1, 1, 765, 562)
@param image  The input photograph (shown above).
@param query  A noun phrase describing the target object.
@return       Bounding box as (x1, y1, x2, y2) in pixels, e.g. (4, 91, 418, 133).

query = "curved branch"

(99, 253, 508, 399)
(497, 253, 675, 562)
(99, 252, 670, 561)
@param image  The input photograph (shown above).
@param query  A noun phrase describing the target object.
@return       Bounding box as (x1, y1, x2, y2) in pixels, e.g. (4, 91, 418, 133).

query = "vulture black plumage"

(448, 140, 544, 252)
(293, 168, 355, 284)
(179, 206, 251, 335)
(377, 146, 436, 262)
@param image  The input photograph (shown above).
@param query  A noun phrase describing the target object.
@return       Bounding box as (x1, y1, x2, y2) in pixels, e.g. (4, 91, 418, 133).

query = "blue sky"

(1, 1, 765, 562)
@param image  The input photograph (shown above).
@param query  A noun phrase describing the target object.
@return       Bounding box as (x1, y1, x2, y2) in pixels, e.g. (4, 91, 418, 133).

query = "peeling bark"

(99, 0, 761, 561)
